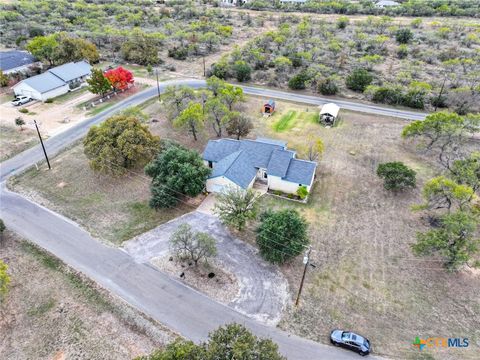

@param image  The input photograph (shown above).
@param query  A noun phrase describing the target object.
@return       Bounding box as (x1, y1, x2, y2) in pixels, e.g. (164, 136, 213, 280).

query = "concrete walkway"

(122, 211, 289, 325)
(196, 193, 217, 215)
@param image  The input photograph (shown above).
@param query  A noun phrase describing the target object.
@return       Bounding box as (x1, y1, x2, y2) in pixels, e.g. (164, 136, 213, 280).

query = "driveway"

(122, 211, 289, 325)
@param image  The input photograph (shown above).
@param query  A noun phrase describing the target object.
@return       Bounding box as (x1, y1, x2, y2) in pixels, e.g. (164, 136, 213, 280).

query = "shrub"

(288, 71, 310, 90)
(168, 46, 188, 60)
(297, 185, 309, 199)
(366, 85, 403, 105)
(256, 209, 309, 264)
(395, 28, 414, 44)
(18, 108, 29, 113)
(233, 60, 252, 82)
(346, 68, 373, 92)
(402, 89, 426, 109)
(377, 162, 416, 191)
(317, 77, 338, 95)
(45, 98, 53, 103)
(337, 16, 349, 29)
(397, 44, 408, 59)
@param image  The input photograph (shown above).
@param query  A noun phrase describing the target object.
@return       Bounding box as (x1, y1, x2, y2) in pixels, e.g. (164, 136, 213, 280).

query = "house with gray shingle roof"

(203, 138, 317, 195)
(0, 50, 41, 74)
(12, 60, 91, 101)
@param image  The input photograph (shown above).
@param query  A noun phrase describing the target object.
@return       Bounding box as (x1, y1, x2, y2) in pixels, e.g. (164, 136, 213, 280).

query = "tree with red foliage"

(104, 66, 134, 91)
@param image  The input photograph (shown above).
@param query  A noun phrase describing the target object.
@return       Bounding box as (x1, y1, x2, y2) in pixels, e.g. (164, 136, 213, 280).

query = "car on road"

(330, 330, 371, 356)
(11, 95, 32, 106)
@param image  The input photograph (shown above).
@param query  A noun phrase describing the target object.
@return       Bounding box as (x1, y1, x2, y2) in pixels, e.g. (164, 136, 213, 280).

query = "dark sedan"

(330, 330, 371, 356)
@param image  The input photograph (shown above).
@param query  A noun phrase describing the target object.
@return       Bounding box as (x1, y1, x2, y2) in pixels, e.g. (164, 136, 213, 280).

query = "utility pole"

(34, 120, 51, 170)
(155, 69, 161, 102)
(295, 246, 312, 307)
(203, 55, 206, 77)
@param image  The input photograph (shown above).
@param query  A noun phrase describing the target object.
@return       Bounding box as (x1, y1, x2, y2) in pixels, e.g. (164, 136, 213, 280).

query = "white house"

(375, 0, 400, 8)
(12, 72, 70, 101)
(319, 103, 340, 126)
(0, 50, 41, 74)
(203, 138, 317, 195)
(12, 60, 92, 101)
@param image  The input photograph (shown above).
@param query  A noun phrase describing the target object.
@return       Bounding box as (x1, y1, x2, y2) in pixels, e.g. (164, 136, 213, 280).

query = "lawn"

(9, 144, 194, 245)
(51, 86, 89, 104)
(0, 231, 173, 359)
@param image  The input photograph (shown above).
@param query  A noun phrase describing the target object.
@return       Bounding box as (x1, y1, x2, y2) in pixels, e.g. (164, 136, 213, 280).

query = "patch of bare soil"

(0, 232, 175, 360)
(152, 256, 239, 305)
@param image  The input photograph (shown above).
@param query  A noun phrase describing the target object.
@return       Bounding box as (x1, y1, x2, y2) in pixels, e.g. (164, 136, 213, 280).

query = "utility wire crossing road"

(0, 79, 406, 359)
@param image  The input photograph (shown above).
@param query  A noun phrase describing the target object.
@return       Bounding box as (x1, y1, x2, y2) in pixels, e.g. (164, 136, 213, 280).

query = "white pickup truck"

(11, 95, 32, 106)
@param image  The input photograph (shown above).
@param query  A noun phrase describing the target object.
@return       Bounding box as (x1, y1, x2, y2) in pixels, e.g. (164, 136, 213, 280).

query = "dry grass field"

(0, 231, 174, 360)
(0, 126, 38, 161)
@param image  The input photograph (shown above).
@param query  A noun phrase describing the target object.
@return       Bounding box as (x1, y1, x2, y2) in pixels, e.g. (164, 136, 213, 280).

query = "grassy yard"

(9, 144, 194, 245)
(51, 86, 89, 104)
(0, 231, 173, 359)
(0, 125, 38, 161)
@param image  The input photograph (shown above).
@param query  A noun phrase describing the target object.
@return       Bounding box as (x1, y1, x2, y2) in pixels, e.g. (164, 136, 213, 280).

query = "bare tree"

(169, 224, 217, 266)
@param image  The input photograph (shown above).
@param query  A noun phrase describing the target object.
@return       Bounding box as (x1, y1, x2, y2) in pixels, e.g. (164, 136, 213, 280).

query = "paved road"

(123, 211, 290, 325)
(0, 187, 364, 360)
(0, 79, 401, 359)
(1, 78, 427, 181)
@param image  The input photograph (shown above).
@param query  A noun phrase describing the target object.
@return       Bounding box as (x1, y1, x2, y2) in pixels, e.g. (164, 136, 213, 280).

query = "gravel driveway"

(122, 211, 289, 325)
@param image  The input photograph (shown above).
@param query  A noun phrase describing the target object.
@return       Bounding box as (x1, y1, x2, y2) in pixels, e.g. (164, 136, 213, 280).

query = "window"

(263, 172, 267, 179)
(208, 161, 213, 168)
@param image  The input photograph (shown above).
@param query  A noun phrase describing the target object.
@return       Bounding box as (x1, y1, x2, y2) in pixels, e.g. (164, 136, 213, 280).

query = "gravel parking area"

(122, 211, 289, 325)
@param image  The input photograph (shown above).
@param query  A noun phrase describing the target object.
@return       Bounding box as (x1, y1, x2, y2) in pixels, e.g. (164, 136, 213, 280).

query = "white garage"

(13, 72, 70, 101)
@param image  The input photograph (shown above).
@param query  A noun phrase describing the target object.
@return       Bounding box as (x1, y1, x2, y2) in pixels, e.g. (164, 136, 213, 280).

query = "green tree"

(346, 68, 373, 92)
(288, 71, 310, 90)
(145, 143, 210, 209)
(86, 68, 112, 97)
(204, 323, 285, 360)
(26, 34, 58, 65)
(402, 112, 480, 171)
(413, 211, 479, 271)
(162, 86, 196, 121)
(15, 117, 25, 131)
(233, 60, 252, 82)
(317, 77, 338, 95)
(55, 33, 100, 64)
(256, 209, 309, 264)
(205, 97, 229, 137)
(138, 339, 204, 360)
(83, 115, 160, 175)
(219, 85, 244, 111)
(395, 28, 414, 44)
(0, 70, 8, 87)
(300, 135, 324, 161)
(173, 102, 206, 141)
(418, 176, 474, 212)
(225, 112, 253, 140)
(214, 186, 259, 231)
(451, 152, 480, 192)
(138, 323, 285, 360)
(377, 162, 416, 191)
(0, 260, 10, 302)
(121, 29, 161, 65)
(169, 224, 217, 266)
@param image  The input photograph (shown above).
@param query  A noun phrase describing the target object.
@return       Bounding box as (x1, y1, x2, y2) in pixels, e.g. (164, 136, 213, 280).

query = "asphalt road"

(0, 188, 363, 360)
(1, 78, 427, 181)
(0, 79, 407, 358)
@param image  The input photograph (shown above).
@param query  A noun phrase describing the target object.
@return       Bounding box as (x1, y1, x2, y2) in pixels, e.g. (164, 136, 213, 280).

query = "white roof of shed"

(319, 103, 340, 117)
